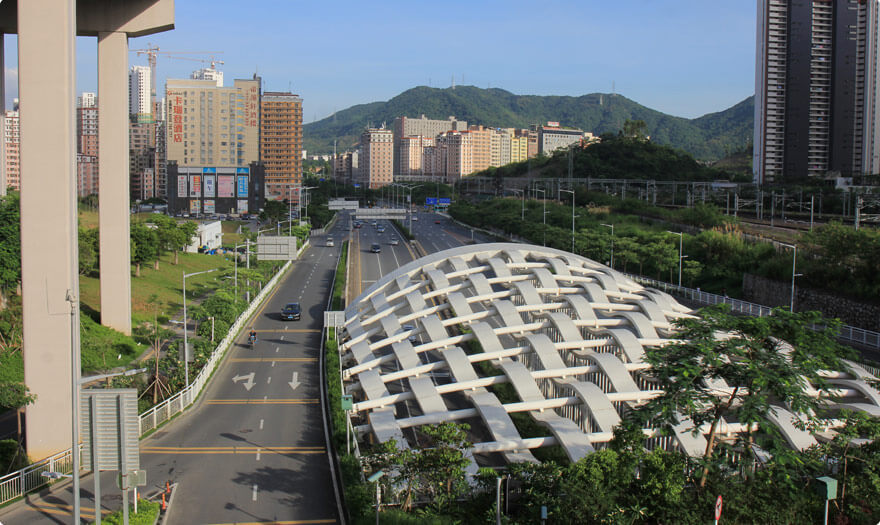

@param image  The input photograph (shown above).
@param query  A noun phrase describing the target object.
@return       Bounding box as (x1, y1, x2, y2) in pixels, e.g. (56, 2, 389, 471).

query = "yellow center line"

(26, 503, 107, 518)
(212, 518, 338, 525)
(252, 329, 321, 333)
(143, 446, 324, 451)
(205, 398, 318, 405)
(229, 357, 317, 362)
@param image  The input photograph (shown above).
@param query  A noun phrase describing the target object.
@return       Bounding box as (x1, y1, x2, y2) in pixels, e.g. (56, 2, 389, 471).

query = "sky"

(4, 1, 757, 124)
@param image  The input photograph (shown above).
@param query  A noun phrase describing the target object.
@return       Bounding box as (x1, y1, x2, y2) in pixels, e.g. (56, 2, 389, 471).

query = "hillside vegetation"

(303, 85, 753, 161)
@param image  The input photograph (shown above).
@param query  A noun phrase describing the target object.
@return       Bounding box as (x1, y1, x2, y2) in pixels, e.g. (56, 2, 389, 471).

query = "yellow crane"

(129, 44, 224, 107)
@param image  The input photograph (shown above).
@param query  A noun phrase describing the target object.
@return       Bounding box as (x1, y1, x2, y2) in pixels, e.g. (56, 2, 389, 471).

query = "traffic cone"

(161, 492, 167, 511)
(165, 481, 171, 494)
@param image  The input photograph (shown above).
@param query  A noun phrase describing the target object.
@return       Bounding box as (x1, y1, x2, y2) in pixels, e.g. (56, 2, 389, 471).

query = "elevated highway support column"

(19, 0, 80, 459)
(98, 30, 132, 335)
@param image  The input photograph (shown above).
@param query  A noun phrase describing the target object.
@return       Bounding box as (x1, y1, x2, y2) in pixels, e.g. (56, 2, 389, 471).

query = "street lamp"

(780, 242, 802, 311)
(535, 188, 547, 246)
(601, 223, 614, 268)
(367, 470, 386, 525)
(182, 268, 219, 388)
(666, 231, 688, 286)
(300, 185, 318, 225)
(561, 189, 576, 253)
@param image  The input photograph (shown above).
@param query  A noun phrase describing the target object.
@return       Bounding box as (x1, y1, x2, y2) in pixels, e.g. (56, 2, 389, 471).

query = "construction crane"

(130, 44, 224, 106)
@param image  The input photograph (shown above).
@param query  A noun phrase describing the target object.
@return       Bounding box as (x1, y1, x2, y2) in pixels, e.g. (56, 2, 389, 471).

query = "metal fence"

(626, 274, 880, 352)
(0, 242, 306, 507)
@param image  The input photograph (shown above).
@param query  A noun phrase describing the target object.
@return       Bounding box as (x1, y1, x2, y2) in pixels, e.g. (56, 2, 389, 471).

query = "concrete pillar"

(98, 31, 132, 335)
(19, 0, 80, 459)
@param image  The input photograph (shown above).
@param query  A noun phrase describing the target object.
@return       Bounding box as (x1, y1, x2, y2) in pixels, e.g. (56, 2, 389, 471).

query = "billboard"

(189, 200, 201, 214)
(177, 175, 188, 198)
(237, 176, 249, 197)
(237, 199, 249, 214)
(204, 200, 215, 214)
(218, 175, 235, 198)
(189, 175, 201, 197)
(236, 166, 250, 175)
(203, 175, 216, 198)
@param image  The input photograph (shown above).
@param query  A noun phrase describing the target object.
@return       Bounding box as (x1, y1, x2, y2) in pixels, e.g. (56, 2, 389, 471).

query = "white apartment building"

(2, 110, 20, 193)
(129, 66, 151, 116)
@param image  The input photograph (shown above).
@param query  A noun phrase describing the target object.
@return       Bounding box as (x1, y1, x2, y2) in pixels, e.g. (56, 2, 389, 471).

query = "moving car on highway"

(281, 302, 302, 321)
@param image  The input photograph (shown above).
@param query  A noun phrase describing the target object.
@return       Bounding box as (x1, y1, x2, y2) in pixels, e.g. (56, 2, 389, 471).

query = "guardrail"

(626, 274, 880, 351)
(0, 242, 308, 508)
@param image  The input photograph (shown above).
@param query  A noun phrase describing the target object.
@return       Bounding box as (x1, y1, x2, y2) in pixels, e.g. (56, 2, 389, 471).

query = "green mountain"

(303, 86, 754, 161)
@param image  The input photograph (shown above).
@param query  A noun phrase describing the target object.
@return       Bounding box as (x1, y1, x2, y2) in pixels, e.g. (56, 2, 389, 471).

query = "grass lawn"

(101, 499, 160, 525)
(79, 208, 99, 229)
(79, 251, 235, 325)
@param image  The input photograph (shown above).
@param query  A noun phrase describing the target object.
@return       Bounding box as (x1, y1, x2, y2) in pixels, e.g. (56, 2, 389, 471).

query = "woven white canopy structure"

(340, 243, 880, 466)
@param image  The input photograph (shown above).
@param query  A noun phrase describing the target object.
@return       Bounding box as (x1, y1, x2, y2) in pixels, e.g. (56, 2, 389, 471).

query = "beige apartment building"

(399, 135, 433, 176)
(359, 128, 393, 188)
(165, 77, 260, 168)
(468, 126, 492, 173)
(260, 91, 303, 201)
(445, 131, 473, 181)
(393, 114, 466, 173)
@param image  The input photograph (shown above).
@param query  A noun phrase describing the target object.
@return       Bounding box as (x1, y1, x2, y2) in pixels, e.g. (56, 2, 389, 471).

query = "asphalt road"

(1, 208, 492, 524)
(2, 218, 351, 525)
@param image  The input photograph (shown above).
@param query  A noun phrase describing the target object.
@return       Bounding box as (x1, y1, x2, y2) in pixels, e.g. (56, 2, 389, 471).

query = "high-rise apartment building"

(446, 131, 474, 181)
(129, 66, 151, 119)
(76, 95, 99, 197)
(468, 126, 492, 173)
(260, 91, 303, 202)
(393, 115, 466, 173)
(754, 0, 880, 184)
(2, 110, 20, 193)
(359, 128, 393, 188)
(399, 136, 433, 176)
(165, 77, 261, 168)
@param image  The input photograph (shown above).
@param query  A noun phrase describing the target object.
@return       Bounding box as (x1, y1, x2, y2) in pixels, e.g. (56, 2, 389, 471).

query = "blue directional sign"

(439, 198, 451, 205)
(425, 197, 438, 205)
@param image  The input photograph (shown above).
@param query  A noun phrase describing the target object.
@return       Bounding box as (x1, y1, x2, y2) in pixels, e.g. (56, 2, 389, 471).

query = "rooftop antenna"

(451, 75, 455, 90)
(612, 80, 615, 95)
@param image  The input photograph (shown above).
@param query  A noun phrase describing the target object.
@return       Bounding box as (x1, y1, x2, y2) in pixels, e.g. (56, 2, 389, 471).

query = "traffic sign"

(714, 494, 723, 522)
(438, 198, 451, 205)
(425, 197, 438, 205)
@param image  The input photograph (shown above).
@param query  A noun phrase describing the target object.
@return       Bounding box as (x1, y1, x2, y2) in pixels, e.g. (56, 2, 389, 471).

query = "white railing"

(0, 447, 74, 507)
(0, 242, 309, 507)
(626, 274, 880, 351)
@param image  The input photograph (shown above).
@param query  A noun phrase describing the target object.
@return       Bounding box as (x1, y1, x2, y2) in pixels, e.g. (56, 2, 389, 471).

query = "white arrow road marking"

(252, 484, 258, 501)
(288, 372, 301, 391)
(259, 419, 264, 430)
(232, 372, 256, 391)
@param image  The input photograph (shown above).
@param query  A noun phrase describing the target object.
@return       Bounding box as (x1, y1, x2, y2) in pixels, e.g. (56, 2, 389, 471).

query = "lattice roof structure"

(340, 243, 880, 467)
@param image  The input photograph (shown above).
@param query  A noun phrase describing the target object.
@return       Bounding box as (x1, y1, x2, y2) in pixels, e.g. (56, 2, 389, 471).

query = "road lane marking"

(253, 484, 258, 501)
(253, 329, 321, 333)
(271, 361, 276, 367)
(230, 357, 316, 362)
(141, 445, 324, 455)
(267, 376, 272, 384)
(205, 398, 319, 405)
(259, 419, 264, 429)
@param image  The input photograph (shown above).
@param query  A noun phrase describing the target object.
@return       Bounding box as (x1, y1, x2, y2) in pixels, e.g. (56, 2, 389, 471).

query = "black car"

(281, 302, 301, 321)
(370, 243, 381, 253)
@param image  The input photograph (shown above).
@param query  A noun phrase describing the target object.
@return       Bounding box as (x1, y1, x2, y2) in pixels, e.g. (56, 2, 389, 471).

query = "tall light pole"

(300, 185, 317, 225)
(183, 268, 218, 387)
(561, 189, 576, 253)
(535, 188, 546, 246)
(601, 223, 614, 268)
(780, 242, 801, 311)
(667, 231, 687, 286)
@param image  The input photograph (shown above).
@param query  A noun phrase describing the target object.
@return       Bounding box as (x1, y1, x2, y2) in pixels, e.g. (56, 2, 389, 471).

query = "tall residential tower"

(754, 0, 880, 184)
